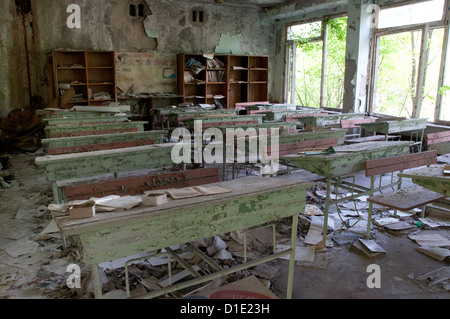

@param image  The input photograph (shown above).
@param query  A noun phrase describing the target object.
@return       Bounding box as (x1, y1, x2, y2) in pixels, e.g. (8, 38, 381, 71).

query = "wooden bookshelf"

(53, 50, 117, 107)
(178, 54, 269, 109)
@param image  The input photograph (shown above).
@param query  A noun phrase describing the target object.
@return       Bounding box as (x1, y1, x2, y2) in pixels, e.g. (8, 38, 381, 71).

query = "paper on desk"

(167, 187, 203, 199)
(94, 196, 142, 212)
(167, 186, 233, 199)
(194, 186, 232, 195)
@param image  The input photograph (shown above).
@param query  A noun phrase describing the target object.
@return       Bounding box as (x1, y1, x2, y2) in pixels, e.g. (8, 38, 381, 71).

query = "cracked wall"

(0, 0, 275, 116)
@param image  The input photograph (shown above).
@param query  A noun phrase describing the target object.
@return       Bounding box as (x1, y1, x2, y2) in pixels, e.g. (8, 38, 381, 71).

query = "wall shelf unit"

(178, 54, 269, 109)
(53, 50, 117, 107)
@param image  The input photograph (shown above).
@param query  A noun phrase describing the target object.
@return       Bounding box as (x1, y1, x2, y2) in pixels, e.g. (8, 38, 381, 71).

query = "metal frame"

(121, 216, 298, 300)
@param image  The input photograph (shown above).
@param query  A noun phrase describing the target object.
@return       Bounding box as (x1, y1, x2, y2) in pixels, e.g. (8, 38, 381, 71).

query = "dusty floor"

(0, 151, 449, 299)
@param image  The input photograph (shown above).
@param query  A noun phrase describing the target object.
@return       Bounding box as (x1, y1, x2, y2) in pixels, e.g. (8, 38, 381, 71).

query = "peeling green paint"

(145, 29, 158, 39)
(215, 32, 242, 55)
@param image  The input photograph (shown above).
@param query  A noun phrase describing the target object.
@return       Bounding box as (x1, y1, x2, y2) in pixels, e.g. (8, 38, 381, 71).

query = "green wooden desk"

(35, 144, 175, 203)
(297, 113, 365, 127)
(57, 177, 314, 299)
(167, 110, 239, 126)
(43, 115, 130, 126)
(281, 141, 413, 242)
(357, 118, 427, 151)
(257, 109, 324, 121)
(215, 128, 347, 181)
(183, 114, 266, 130)
(44, 121, 148, 138)
(42, 131, 168, 155)
(398, 164, 450, 197)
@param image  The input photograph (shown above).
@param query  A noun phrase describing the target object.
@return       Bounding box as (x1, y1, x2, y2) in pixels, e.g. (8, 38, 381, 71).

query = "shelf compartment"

(86, 51, 115, 68)
(249, 69, 269, 83)
(249, 56, 269, 69)
(248, 82, 268, 103)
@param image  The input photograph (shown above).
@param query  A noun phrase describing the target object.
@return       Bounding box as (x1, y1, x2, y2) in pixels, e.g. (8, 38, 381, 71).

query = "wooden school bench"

(364, 150, 441, 239)
(424, 130, 450, 155)
(42, 131, 167, 155)
(35, 144, 176, 204)
(44, 121, 149, 138)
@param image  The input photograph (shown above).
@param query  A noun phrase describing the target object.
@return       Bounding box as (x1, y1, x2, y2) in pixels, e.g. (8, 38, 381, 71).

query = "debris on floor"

(0, 152, 449, 299)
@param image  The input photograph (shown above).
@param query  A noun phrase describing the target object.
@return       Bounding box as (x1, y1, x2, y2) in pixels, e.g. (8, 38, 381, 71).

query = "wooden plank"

(297, 113, 365, 127)
(62, 167, 221, 202)
(35, 144, 175, 182)
(365, 150, 437, 177)
(367, 185, 443, 211)
(42, 131, 167, 152)
(50, 127, 139, 138)
(267, 138, 338, 157)
(285, 113, 327, 122)
(344, 135, 398, 144)
(426, 130, 450, 145)
(43, 115, 129, 126)
(47, 139, 155, 155)
(340, 118, 377, 129)
(197, 120, 260, 129)
(44, 121, 148, 138)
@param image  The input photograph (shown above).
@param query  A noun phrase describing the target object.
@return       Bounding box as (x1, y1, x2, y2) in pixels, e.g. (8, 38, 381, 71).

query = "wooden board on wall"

(115, 52, 178, 94)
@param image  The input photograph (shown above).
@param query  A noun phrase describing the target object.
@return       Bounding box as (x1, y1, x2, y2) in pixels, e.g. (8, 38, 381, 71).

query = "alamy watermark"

(170, 120, 280, 175)
(366, 264, 381, 289)
(66, 264, 81, 289)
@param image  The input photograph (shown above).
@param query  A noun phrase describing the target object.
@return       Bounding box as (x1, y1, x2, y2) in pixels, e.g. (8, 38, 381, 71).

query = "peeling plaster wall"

(0, 0, 32, 118)
(142, 0, 274, 55)
(0, 0, 276, 116)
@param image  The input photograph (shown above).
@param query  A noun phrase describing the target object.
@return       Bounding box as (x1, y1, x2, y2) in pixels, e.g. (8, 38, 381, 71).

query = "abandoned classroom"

(0, 0, 449, 301)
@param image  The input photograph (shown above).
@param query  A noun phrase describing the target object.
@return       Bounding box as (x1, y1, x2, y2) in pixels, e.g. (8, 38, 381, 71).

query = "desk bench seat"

(45, 121, 148, 138)
(59, 167, 221, 202)
(367, 184, 443, 211)
(425, 130, 450, 155)
(364, 150, 438, 238)
(42, 131, 167, 155)
(36, 144, 176, 203)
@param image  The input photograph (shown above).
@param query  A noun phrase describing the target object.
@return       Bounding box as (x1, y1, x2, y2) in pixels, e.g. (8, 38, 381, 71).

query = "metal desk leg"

(366, 176, 375, 239)
(287, 213, 299, 299)
(91, 264, 103, 299)
(322, 177, 332, 244)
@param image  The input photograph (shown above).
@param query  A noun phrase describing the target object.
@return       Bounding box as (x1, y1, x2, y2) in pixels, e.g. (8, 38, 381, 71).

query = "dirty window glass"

(378, 0, 445, 29)
(287, 21, 322, 41)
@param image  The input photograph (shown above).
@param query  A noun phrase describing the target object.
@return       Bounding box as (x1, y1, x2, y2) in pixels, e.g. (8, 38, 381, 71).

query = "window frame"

(284, 14, 347, 109)
(368, 0, 448, 122)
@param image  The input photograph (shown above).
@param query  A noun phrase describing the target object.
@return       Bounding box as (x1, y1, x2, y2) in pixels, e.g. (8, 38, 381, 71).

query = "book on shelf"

(93, 91, 111, 100)
(206, 57, 225, 69)
(207, 70, 225, 82)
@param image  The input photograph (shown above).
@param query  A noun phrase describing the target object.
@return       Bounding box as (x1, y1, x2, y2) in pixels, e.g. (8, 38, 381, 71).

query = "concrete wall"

(0, 0, 275, 117)
(0, 0, 33, 118)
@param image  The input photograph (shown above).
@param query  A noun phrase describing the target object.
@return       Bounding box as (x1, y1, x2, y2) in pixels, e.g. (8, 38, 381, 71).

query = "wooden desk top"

(281, 141, 412, 177)
(357, 118, 427, 134)
(58, 176, 313, 264)
(398, 164, 450, 196)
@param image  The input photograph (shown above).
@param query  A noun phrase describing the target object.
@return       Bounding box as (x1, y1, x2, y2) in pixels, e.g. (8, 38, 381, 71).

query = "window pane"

(440, 41, 450, 121)
(421, 28, 444, 120)
(374, 30, 422, 117)
(288, 21, 322, 41)
(378, 0, 445, 29)
(325, 17, 347, 109)
(294, 41, 323, 107)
